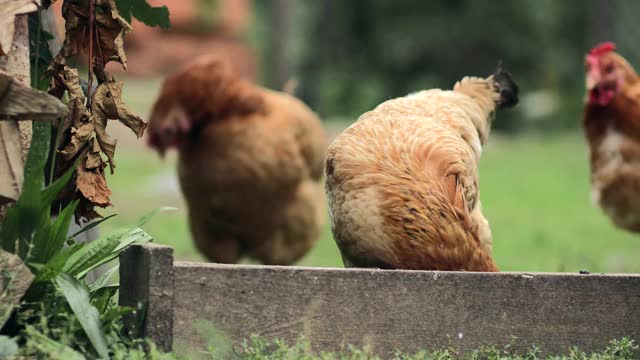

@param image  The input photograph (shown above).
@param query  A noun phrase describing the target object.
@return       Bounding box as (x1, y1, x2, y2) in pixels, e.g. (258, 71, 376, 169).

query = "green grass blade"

(55, 273, 109, 359)
(70, 214, 117, 238)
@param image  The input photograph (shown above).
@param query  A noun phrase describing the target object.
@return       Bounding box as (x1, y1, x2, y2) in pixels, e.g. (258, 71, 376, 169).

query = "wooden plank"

(171, 262, 640, 357)
(0, 250, 33, 328)
(0, 121, 23, 204)
(0, 71, 68, 121)
(119, 243, 174, 352)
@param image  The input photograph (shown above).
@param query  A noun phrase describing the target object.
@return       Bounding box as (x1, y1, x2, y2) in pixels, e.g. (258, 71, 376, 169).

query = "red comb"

(589, 42, 616, 56)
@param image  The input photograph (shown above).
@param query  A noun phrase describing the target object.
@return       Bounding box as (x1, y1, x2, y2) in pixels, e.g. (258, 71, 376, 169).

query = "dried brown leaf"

(48, 64, 84, 100)
(90, 79, 146, 172)
(76, 160, 111, 207)
(85, 138, 102, 169)
(74, 198, 103, 224)
(0, 0, 40, 56)
(59, 121, 93, 160)
(53, 0, 132, 69)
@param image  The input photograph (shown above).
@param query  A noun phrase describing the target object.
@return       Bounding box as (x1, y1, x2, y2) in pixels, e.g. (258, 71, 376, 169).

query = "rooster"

(584, 42, 640, 233)
(325, 68, 518, 271)
(147, 55, 327, 265)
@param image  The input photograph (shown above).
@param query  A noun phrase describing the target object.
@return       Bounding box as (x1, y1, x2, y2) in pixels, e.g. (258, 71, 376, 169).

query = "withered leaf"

(76, 160, 111, 207)
(85, 138, 102, 169)
(59, 121, 93, 160)
(48, 64, 84, 100)
(75, 198, 103, 224)
(53, 0, 132, 69)
(90, 78, 146, 172)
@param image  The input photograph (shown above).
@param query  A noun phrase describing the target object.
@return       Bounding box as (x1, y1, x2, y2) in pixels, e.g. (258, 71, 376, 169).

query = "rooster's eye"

(605, 64, 614, 74)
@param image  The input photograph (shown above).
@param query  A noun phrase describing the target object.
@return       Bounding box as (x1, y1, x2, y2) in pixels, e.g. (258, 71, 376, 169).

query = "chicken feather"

(147, 55, 327, 264)
(584, 43, 640, 233)
(326, 71, 518, 271)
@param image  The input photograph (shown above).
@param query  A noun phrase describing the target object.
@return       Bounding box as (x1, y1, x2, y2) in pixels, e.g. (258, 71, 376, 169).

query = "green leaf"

(56, 273, 109, 359)
(34, 242, 83, 283)
(115, 0, 171, 28)
(0, 122, 51, 255)
(88, 264, 119, 292)
(64, 227, 152, 279)
(90, 284, 119, 314)
(20, 121, 50, 210)
(24, 326, 86, 360)
(0, 336, 18, 358)
(41, 161, 77, 207)
(28, 12, 54, 91)
(64, 207, 173, 278)
(71, 214, 117, 238)
(29, 200, 79, 267)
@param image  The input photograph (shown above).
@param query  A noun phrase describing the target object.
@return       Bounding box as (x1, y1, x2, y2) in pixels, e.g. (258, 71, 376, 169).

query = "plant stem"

(87, 0, 95, 108)
(48, 120, 64, 184)
(33, 10, 42, 90)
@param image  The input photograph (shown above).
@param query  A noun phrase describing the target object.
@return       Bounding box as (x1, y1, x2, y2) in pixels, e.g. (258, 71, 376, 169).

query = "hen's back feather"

(326, 77, 510, 271)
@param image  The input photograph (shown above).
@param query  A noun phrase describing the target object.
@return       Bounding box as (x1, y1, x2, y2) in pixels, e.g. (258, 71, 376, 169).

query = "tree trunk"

(0, 15, 32, 223)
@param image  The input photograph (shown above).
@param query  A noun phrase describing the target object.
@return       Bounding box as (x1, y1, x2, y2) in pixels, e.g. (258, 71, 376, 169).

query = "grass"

(177, 334, 640, 360)
(99, 76, 640, 273)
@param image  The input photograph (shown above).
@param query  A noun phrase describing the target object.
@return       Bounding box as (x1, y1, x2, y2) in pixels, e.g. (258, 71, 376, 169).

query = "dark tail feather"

(493, 62, 519, 109)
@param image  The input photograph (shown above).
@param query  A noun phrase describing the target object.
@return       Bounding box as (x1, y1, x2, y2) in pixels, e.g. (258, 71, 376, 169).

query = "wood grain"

(119, 243, 174, 352)
(120, 244, 640, 357)
(0, 70, 68, 121)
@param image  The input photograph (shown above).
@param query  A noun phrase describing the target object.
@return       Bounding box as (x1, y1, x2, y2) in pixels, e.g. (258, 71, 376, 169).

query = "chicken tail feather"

(492, 64, 519, 109)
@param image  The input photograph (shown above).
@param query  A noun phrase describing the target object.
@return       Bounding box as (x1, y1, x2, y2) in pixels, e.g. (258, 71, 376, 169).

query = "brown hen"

(147, 55, 327, 265)
(584, 42, 640, 233)
(325, 69, 518, 271)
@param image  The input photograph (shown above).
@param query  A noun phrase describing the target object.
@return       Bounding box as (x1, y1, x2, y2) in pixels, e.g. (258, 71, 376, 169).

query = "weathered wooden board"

(0, 250, 33, 328)
(119, 244, 640, 357)
(0, 70, 68, 121)
(119, 244, 174, 352)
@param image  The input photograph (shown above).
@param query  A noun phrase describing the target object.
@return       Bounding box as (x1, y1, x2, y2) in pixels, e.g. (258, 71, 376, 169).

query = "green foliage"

(115, 0, 171, 29)
(0, 122, 172, 358)
(222, 336, 640, 360)
(292, 1, 593, 131)
(56, 273, 109, 358)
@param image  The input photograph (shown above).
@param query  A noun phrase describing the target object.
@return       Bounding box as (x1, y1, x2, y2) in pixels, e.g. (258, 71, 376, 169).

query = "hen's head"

(147, 105, 191, 157)
(585, 42, 636, 106)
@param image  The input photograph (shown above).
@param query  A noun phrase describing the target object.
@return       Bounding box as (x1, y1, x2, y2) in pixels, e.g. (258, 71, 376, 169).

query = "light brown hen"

(147, 55, 327, 265)
(325, 69, 518, 271)
(584, 42, 640, 233)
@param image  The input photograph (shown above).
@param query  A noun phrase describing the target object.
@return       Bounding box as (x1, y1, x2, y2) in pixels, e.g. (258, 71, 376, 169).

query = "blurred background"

(48, 0, 640, 272)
